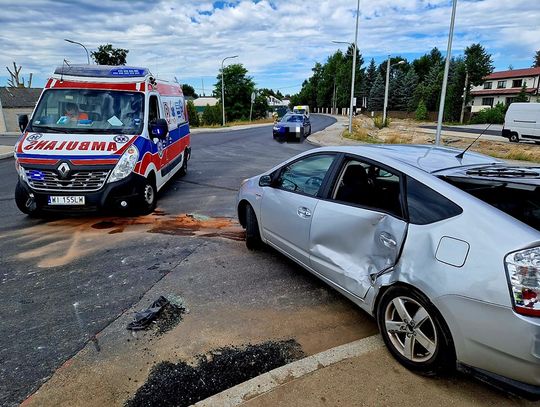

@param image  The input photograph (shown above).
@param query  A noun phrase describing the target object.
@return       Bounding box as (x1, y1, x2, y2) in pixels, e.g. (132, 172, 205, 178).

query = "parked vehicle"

(237, 144, 540, 397)
(292, 105, 310, 117)
(502, 102, 540, 143)
(14, 65, 191, 216)
(272, 114, 311, 142)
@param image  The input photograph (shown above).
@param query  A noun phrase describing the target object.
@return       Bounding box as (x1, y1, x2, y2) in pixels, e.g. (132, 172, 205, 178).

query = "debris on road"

(127, 296, 185, 333)
(126, 340, 303, 407)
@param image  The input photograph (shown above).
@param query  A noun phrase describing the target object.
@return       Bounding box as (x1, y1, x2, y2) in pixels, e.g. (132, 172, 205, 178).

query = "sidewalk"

(0, 145, 14, 160)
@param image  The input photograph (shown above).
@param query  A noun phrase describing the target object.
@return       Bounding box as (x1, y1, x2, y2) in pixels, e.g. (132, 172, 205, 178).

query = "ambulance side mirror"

(149, 118, 169, 139)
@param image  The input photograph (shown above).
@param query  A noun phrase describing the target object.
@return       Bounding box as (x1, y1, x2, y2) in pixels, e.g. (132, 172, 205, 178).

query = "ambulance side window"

(148, 95, 160, 124)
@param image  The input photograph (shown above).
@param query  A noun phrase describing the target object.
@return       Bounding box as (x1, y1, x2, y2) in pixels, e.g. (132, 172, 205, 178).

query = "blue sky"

(0, 0, 538, 96)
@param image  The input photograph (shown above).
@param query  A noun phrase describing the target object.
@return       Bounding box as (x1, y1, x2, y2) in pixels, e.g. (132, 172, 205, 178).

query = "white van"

(502, 102, 540, 143)
(292, 105, 310, 117)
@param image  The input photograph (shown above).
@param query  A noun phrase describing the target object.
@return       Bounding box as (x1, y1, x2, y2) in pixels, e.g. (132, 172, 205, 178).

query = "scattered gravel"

(126, 339, 303, 407)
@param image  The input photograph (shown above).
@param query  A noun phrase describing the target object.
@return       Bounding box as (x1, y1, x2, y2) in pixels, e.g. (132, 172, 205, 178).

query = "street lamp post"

(435, 0, 458, 146)
(221, 55, 238, 126)
(383, 57, 405, 124)
(331, 0, 360, 135)
(64, 39, 90, 64)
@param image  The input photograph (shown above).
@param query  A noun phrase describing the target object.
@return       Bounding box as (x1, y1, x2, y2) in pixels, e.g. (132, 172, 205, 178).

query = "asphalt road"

(0, 114, 358, 406)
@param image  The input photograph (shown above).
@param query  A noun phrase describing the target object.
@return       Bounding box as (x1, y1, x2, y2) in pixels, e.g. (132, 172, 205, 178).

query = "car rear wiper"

(466, 167, 540, 178)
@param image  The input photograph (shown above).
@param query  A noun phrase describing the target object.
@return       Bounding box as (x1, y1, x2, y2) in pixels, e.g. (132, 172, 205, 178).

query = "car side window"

(331, 159, 403, 218)
(406, 177, 463, 224)
(148, 95, 160, 123)
(277, 154, 335, 197)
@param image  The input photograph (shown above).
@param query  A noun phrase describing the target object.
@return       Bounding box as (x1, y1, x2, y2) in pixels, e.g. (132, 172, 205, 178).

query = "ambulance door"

(148, 94, 168, 182)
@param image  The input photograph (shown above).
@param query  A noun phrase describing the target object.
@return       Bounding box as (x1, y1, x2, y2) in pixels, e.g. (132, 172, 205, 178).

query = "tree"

(91, 44, 128, 65)
(202, 104, 222, 125)
(6, 62, 32, 88)
(394, 69, 418, 112)
(514, 83, 529, 103)
(415, 99, 428, 121)
(214, 63, 256, 122)
(252, 94, 269, 120)
(364, 58, 377, 108)
(186, 100, 199, 127)
(414, 64, 443, 111)
(533, 50, 540, 68)
(412, 48, 443, 82)
(182, 84, 198, 98)
(368, 73, 385, 111)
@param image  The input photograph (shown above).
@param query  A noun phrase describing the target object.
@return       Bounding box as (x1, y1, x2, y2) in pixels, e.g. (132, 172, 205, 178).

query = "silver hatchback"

(237, 144, 540, 397)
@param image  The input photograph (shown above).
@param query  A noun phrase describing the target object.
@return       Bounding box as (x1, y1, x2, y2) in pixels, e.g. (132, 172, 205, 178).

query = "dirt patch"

(125, 340, 303, 407)
(154, 303, 186, 336)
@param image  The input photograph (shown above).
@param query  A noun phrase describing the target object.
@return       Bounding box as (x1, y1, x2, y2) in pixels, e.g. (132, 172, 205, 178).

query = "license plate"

(48, 196, 85, 205)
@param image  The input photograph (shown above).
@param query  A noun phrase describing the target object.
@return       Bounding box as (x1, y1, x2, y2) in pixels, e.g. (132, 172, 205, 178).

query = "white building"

(469, 67, 540, 112)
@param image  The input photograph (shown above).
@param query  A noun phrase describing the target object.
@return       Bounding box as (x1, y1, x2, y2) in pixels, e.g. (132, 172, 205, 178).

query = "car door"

(309, 156, 408, 299)
(260, 153, 337, 267)
(148, 94, 168, 180)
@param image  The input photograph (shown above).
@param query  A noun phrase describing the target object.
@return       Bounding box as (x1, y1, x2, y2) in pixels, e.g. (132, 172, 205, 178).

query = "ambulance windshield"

(28, 89, 145, 135)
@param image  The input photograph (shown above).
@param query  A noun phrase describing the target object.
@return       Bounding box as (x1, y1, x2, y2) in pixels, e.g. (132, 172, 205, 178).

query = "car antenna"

(60, 59, 70, 83)
(455, 123, 493, 159)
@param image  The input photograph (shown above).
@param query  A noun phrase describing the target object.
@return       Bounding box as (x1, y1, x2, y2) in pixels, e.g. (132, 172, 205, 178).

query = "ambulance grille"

(25, 169, 110, 192)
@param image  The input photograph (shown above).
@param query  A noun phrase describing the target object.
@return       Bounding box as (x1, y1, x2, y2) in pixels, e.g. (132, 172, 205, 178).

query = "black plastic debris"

(126, 339, 303, 407)
(127, 296, 170, 331)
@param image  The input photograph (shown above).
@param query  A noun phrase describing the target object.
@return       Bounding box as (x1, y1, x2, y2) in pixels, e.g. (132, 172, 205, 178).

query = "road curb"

(0, 151, 13, 160)
(194, 335, 384, 407)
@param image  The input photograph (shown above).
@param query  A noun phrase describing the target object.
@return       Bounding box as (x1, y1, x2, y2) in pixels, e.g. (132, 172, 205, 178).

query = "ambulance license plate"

(48, 196, 85, 205)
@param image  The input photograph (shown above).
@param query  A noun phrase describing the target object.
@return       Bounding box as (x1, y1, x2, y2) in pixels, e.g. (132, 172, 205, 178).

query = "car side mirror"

(259, 175, 273, 187)
(18, 114, 29, 132)
(149, 118, 169, 139)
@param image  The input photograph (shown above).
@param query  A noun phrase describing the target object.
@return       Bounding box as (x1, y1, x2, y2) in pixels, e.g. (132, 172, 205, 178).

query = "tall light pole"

(435, 0, 458, 146)
(221, 55, 238, 126)
(331, 0, 360, 135)
(383, 57, 405, 123)
(64, 39, 90, 64)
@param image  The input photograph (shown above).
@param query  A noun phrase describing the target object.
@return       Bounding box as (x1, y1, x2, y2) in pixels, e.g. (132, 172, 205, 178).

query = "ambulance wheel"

(509, 132, 519, 143)
(137, 178, 157, 215)
(15, 182, 41, 217)
(178, 154, 188, 177)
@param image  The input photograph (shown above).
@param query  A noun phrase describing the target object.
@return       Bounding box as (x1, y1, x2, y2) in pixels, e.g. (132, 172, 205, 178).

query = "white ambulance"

(15, 65, 191, 215)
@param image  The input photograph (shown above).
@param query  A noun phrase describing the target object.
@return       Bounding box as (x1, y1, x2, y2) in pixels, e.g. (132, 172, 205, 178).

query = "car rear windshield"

(442, 176, 540, 231)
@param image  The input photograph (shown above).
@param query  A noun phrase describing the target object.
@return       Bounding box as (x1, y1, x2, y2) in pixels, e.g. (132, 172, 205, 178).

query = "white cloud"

(0, 0, 538, 94)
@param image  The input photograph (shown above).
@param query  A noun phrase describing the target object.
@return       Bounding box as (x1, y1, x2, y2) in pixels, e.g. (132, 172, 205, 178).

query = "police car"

(14, 65, 191, 215)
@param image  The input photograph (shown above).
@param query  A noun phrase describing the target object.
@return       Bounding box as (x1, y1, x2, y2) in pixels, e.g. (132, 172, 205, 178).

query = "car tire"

(245, 204, 262, 250)
(137, 178, 157, 215)
(509, 132, 519, 143)
(377, 286, 455, 376)
(15, 181, 41, 217)
(178, 153, 188, 177)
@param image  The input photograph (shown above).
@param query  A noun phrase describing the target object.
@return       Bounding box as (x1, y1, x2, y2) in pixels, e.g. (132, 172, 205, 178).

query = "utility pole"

(459, 70, 469, 124)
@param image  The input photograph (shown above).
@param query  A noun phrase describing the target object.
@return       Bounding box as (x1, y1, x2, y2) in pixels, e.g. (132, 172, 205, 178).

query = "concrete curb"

(0, 147, 14, 160)
(194, 335, 384, 407)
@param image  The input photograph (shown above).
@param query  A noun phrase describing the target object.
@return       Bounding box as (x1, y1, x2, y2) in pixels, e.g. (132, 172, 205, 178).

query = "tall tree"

(91, 44, 129, 65)
(368, 73, 385, 111)
(181, 84, 198, 98)
(412, 47, 443, 83)
(6, 62, 32, 88)
(414, 64, 443, 111)
(394, 69, 418, 112)
(533, 50, 540, 68)
(364, 58, 377, 108)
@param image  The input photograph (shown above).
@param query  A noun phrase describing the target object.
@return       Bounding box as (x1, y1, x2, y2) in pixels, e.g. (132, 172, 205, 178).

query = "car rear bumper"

(435, 294, 540, 394)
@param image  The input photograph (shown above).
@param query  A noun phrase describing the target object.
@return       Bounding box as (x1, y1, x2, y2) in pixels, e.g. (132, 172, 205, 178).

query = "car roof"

(314, 144, 501, 173)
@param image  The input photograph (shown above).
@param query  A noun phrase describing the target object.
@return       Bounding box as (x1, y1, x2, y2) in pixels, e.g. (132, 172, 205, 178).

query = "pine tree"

(368, 73, 385, 111)
(393, 69, 418, 112)
(514, 83, 529, 103)
(390, 70, 406, 111)
(533, 50, 540, 68)
(364, 58, 377, 108)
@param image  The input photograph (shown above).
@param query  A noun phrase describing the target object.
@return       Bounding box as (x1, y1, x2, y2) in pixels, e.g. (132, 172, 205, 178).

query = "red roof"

(484, 67, 540, 80)
(471, 88, 538, 96)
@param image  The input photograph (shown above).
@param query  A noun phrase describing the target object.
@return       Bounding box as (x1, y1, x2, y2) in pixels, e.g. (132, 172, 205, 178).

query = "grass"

(343, 127, 379, 143)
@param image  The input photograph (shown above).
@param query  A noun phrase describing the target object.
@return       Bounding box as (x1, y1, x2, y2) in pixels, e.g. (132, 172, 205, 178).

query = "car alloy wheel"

(384, 296, 437, 363)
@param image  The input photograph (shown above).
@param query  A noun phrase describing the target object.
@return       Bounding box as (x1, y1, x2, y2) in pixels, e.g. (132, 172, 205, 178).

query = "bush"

(415, 100, 428, 121)
(373, 116, 390, 129)
(186, 100, 200, 127)
(469, 102, 505, 124)
(201, 104, 222, 126)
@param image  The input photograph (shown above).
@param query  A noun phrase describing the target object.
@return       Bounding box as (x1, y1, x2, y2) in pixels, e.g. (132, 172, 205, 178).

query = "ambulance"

(14, 65, 191, 215)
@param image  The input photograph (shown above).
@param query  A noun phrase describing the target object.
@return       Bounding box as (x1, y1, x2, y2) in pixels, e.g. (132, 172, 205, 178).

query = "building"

(0, 87, 42, 132)
(192, 96, 219, 114)
(469, 67, 540, 112)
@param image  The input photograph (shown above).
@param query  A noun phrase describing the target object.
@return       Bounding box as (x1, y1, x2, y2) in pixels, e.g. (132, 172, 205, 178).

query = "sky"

(0, 0, 539, 96)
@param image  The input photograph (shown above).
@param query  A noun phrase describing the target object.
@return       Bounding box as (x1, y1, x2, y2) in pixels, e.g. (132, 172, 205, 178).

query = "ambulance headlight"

(17, 161, 29, 184)
(108, 145, 139, 183)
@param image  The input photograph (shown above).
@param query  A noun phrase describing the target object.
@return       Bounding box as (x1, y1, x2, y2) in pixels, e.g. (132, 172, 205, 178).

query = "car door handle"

(379, 232, 397, 248)
(297, 207, 312, 218)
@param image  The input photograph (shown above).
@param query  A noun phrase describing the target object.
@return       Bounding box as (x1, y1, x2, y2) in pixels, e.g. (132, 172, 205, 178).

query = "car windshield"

(282, 115, 304, 123)
(28, 89, 145, 135)
(294, 109, 306, 114)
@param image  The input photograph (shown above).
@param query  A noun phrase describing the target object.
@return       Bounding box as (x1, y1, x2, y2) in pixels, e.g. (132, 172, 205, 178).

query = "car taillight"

(505, 247, 540, 317)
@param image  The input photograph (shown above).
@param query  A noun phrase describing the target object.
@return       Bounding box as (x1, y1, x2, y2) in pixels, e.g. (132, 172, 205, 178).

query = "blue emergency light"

(54, 65, 149, 78)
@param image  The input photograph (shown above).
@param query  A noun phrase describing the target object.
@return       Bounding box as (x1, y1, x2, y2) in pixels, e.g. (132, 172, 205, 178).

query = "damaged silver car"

(237, 145, 540, 397)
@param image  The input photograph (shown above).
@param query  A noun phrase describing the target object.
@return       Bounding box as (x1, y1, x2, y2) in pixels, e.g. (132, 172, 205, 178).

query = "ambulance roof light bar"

(54, 65, 150, 78)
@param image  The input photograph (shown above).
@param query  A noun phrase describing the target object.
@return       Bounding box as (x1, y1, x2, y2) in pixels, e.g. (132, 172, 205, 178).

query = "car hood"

(15, 132, 138, 161)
